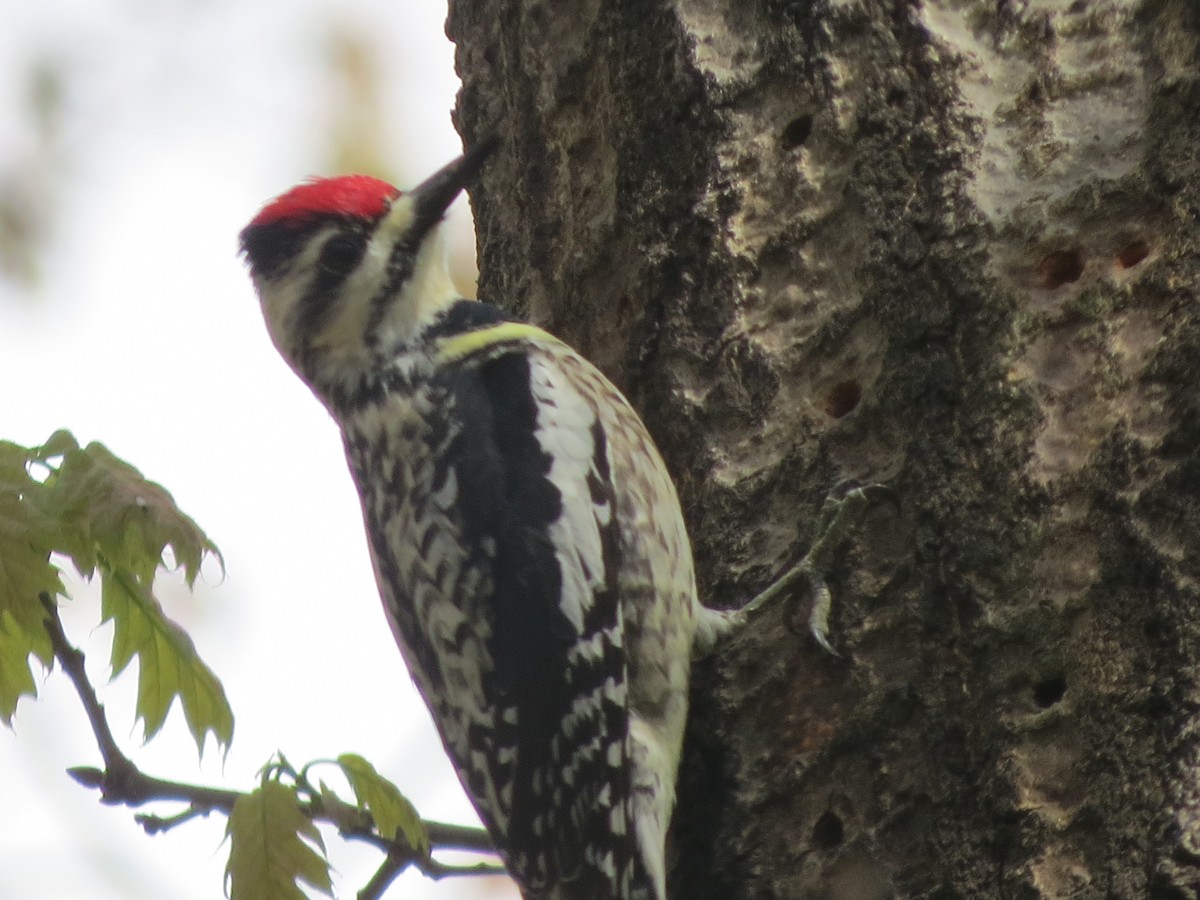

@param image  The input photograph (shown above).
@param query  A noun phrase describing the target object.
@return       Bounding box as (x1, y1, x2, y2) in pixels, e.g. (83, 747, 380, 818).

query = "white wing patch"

(528, 356, 611, 635)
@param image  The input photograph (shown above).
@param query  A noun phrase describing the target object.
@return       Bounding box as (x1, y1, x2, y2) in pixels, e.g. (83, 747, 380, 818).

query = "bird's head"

(240, 140, 495, 395)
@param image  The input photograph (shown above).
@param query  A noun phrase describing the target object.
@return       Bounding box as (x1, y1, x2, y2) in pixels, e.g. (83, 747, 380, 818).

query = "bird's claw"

(740, 480, 896, 657)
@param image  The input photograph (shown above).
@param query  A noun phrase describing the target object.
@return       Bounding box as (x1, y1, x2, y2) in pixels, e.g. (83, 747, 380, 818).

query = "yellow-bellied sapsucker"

(240, 141, 873, 900)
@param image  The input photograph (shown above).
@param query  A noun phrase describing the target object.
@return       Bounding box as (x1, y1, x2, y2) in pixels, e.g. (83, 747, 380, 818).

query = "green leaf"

(0, 441, 61, 652)
(336, 753, 429, 855)
(0, 476, 61, 664)
(33, 429, 80, 460)
(101, 567, 234, 753)
(36, 438, 220, 585)
(0, 441, 36, 486)
(225, 779, 332, 900)
(0, 440, 62, 718)
(0, 611, 42, 723)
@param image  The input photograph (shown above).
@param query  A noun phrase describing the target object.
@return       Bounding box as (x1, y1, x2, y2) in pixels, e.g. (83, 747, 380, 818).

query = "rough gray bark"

(448, 1, 1200, 897)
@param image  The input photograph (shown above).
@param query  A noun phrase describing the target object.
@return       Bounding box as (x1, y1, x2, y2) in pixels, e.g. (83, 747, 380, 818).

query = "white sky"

(1, 1, 517, 898)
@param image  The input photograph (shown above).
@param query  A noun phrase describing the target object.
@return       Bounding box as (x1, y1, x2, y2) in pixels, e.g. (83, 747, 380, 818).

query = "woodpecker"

(241, 141, 876, 899)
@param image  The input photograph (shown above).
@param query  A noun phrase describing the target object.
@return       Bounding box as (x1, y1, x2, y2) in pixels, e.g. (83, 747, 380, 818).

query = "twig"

(39, 593, 500, 896)
(41, 595, 128, 774)
(425, 821, 499, 854)
(41, 593, 241, 811)
(359, 850, 410, 900)
(359, 850, 507, 900)
(423, 859, 508, 879)
(135, 806, 211, 835)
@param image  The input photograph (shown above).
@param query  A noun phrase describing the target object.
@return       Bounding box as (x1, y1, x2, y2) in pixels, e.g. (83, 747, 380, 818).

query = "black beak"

(408, 136, 499, 243)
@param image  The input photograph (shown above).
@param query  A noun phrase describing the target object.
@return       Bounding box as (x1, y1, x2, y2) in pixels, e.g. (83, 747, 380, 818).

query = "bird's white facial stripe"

(380, 192, 416, 236)
(394, 229, 458, 335)
(375, 193, 460, 347)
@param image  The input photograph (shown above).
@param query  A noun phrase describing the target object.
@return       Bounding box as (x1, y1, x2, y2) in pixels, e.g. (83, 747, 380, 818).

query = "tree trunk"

(448, 1, 1200, 897)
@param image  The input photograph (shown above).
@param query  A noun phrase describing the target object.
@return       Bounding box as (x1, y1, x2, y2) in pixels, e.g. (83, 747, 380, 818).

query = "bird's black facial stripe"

(239, 221, 315, 281)
(363, 232, 422, 350)
(422, 300, 516, 342)
(294, 225, 372, 347)
(241, 217, 371, 285)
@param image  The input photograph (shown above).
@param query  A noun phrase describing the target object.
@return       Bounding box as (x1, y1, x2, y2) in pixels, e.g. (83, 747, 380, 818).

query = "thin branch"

(134, 806, 212, 835)
(359, 850, 507, 900)
(425, 821, 500, 854)
(65, 763, 242, 811)
(41, 594, 127, 772)
(359, 851, 409, 900)
(39, 594, 500, 895)
(423, 859, 508, 879)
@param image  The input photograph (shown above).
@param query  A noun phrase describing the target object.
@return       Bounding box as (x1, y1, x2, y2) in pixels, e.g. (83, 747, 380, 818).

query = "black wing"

(440, 345, 634, 896)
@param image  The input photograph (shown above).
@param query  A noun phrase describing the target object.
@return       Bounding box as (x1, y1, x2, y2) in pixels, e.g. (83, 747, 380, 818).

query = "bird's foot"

(738, 481, 897, 656)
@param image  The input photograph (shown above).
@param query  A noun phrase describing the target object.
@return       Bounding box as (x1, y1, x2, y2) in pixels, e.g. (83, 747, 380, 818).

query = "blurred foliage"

(324, 27, 396, 183)
(320, 24, 479, 297)
(0, 60, 62, 287)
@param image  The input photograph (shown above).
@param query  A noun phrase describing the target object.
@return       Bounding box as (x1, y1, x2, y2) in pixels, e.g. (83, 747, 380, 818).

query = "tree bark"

(448, 1, 1200, 897)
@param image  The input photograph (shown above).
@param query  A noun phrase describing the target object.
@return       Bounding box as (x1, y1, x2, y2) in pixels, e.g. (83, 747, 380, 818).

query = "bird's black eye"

(319, 232, 368, 277)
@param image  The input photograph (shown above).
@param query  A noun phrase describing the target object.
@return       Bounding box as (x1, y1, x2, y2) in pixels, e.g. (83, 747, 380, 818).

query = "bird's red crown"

(249, 175, 400, 228)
